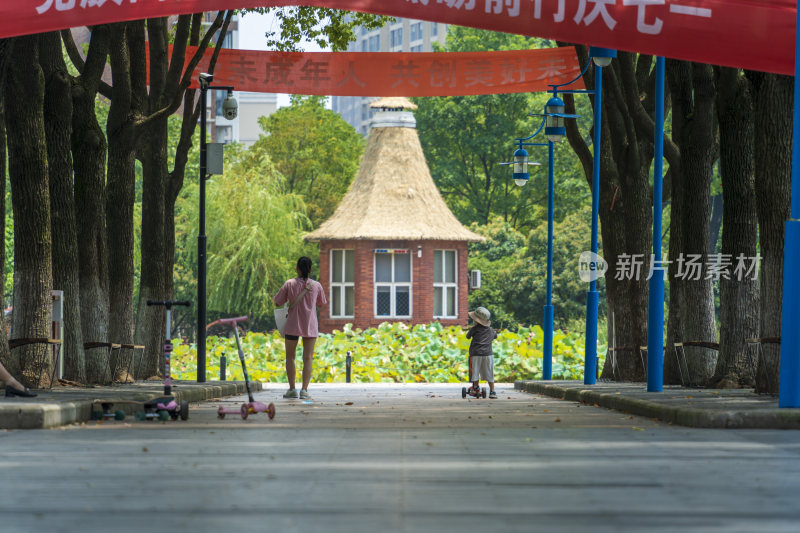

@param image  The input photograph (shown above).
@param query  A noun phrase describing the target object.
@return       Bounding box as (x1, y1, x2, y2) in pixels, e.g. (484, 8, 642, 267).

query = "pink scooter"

(216, 316, 276, 420)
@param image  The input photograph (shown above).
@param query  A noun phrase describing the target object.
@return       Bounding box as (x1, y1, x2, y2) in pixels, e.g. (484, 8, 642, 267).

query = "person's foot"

(489, 391, 497, 399)
(5, 385, 37, 398)
(283, 388, 298, 399)
(299, 389, 310, 399)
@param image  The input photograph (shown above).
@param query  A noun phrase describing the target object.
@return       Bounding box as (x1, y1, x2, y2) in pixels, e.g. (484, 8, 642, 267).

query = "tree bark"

(106, 23, 138, 376)
(4, 36, 53, 388)
(68, 28, 111, 384)
(665, 61, 718, 385)
(712, 67, 759, 387)
(746, 71, 792, 394)
(40, 32, 85, 383)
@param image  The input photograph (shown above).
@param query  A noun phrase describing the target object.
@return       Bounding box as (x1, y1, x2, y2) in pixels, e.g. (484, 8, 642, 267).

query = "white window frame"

(433, 249, 458, 319)
(330, 249, 355, 318)
(374, 251, 413, 319)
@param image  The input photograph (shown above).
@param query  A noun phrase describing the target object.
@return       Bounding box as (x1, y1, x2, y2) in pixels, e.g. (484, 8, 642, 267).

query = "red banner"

(7, 1, 796, 75)
(178, 47, 583, 96)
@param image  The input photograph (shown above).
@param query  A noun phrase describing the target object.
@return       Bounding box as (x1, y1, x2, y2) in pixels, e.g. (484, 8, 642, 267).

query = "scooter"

(461, 383, 487, 399)
(215, 316, 276, 420)
(127, 300, 192, 421)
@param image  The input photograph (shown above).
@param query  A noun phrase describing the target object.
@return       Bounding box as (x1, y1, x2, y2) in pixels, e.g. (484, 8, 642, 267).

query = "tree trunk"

(40, 32, 85, 384)
(70, 28, 111, 384)
(665, 61, 718, 385)
(4, 36, 53, 388)
(135, 115, 169, 378)
(747, 71, 792, 394)
(0, 40, 13, 378)
(106, 23, 137, 376)
(712, 67, 759, 388)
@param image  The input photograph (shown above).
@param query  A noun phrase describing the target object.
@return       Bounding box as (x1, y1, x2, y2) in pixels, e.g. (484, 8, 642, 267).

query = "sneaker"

(299, 389, 310, 399)
(489, 391, 497, 399)
(283, 389, 298, 398)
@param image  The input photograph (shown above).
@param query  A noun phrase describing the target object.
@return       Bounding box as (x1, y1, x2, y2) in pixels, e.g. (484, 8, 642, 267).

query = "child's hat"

(468, 307, 491, 327)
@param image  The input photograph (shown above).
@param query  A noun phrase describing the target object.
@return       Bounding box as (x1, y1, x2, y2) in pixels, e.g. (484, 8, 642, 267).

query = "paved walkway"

(516, 380, 800, 429)
(3, 378, 799, 430)
(2, 383, 799, 533)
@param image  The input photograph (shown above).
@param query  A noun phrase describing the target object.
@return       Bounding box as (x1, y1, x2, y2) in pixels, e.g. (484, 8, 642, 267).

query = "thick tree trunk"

(135, 117, 169, 378)
(712, 67, 759, 388)
(5, 36, 53, 388)
(0, 40, 13, 377)
(747, 71, 792, 394)
(40, 32, 85, 384)
(106, 24, 137, 376)
(70, 29, 111, 384)
(665, 61, 718, 385)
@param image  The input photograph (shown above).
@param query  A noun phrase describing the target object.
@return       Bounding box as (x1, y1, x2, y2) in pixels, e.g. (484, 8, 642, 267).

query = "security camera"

(199, 72, 213, 86)
(221, 90, 238, 120)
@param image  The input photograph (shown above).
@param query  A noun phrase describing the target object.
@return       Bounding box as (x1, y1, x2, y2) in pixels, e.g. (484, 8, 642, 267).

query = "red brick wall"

(316, 239, 470, 333)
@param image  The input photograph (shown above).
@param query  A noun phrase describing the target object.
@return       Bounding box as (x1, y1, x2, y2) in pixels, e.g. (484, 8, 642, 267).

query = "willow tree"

(176, 144, 310, 326)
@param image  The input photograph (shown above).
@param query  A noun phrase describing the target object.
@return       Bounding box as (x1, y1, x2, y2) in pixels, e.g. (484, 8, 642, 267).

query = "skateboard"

(218, 401, 276, 420)
(91, 396, 189, 422)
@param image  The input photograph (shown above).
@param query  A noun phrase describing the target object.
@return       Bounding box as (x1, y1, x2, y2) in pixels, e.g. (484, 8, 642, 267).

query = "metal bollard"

(220, 353, 226, 381)
(346, 351, 352, 383)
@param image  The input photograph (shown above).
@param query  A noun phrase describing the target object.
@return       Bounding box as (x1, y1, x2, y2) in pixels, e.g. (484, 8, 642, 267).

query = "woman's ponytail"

(297, 256, 312, 280)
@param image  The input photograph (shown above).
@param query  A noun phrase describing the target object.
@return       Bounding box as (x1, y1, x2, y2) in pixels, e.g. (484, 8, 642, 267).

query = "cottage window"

(433, 250, 457, 318)
(330, 249, 354, 318)
(374, 251, 412, 318)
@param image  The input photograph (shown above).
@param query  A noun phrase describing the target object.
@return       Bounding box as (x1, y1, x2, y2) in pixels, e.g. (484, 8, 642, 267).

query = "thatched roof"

(370, 97, 418, 111)
(304, 105, 484, 243)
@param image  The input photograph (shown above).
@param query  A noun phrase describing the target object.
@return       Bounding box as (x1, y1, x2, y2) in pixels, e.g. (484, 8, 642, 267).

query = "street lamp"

(521, 46, 614, 384)
(197, 73, 237, 383)
(505, 114, 562, 380)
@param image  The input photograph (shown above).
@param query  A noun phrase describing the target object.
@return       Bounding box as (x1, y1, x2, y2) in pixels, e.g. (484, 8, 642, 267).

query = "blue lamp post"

(506, 120, 556, 378)
(538, 46, 615, 385)
(778, 2, 800, 407)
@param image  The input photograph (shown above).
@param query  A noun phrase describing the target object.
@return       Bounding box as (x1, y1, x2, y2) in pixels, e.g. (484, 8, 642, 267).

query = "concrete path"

(2, 383, 799, 532)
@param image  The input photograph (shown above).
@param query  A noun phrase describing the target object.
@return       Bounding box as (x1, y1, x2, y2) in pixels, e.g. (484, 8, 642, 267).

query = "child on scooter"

(466, 307, 498, 399)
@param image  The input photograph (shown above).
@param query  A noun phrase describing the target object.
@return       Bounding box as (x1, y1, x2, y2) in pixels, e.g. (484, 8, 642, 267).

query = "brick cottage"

(304, 98, 484, 333)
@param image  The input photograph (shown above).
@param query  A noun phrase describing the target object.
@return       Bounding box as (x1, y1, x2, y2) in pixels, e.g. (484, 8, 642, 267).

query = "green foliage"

(174, 143, 310, 325)
(255, 95, 364, 227)
(171, 322, 606, 383)
(242, 8, 390, 51)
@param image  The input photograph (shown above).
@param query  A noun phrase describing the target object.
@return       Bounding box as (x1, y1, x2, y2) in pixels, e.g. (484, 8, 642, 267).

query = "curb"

(0, 381, 261, 430)
(515, 381, 800, 429)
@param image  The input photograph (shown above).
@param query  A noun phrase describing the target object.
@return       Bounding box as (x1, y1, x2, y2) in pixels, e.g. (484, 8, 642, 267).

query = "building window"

(391, 28, 403, 49)
(361, 39, 367, 52)
(410, 45, 423, 53)
(368, 34, 380, 52)
(431, 23, 438, 37)
(433, 250, 457, 318)
(330, 250, 355, 318)
(410, 22, 423, 42)
(374, 251, 412, 318)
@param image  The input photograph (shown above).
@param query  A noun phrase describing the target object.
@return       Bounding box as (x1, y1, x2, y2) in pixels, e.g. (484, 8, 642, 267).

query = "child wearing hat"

(466, 306, 498, 399)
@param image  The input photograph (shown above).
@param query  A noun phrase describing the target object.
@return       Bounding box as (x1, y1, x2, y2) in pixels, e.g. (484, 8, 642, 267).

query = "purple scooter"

(216, 316, 276, 420)
(141, 300, 191, 421)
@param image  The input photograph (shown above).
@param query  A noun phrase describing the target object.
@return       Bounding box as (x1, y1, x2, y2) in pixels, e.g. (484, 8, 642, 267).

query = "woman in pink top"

(273, 256, 327, 399)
